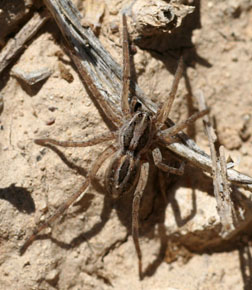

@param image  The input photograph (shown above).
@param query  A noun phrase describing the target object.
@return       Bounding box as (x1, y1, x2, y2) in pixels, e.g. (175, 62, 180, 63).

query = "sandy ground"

(1, 0, 252, 289)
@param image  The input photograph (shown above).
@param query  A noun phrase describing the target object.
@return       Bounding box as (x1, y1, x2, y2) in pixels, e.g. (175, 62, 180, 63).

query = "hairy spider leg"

(156, 56, 184, 128)
(121, 13, 132, 119)
(132, 162, 149, 279)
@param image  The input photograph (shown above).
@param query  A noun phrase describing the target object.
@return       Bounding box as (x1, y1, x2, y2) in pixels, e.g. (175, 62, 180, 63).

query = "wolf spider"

(21, 14, 208, 279)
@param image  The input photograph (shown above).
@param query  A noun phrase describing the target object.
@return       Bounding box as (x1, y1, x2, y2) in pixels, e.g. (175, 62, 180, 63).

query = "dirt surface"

(1, 0, 252, 289)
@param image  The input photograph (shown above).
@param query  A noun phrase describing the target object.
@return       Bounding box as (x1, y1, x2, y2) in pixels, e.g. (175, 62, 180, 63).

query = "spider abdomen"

(105, 152, 141, 199)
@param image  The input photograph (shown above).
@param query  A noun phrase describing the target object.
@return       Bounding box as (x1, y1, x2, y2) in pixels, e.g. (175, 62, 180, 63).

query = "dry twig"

(0, 10, 49, 75)
(219, 146, 238, 235)
(196, 90, 238, 237)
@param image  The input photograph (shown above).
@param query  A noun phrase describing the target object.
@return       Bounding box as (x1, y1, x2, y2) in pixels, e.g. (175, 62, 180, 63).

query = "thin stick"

(219, 145, 237, 237)
(0, 11, 49, 75)
(196, 90, 237, 236)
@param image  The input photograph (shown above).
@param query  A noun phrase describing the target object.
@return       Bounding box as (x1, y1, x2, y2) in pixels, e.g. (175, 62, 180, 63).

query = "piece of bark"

(130, 0, 195, 37)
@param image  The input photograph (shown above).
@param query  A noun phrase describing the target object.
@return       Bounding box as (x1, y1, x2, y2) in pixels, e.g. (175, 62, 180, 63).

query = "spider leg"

(90, 145, 116, 188)
(152, 147, 185, 175)
(35, 131, 115, 148)
(121, 14, 131, 119)
(158, 170, 168, 203)
(156, 56, 184, 127)
(153, 147, 185, 203)
(20, 145, 115, 255)
(159, 109, 209, 143)
(132, 162, 149, 280)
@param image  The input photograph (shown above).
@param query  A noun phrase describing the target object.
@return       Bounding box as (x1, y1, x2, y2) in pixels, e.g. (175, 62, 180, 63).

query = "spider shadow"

(33, 191, 113, 251)
(140, 155, 216, 279)
(140, 162, 200, 278)
(40, 143, 88, 177)
(142, 163, 252, 283)
(27, 143, 113, 250)
(69, 191, 113, 249)
(239, 243, 252, 290)
(0, 183, 35, 214)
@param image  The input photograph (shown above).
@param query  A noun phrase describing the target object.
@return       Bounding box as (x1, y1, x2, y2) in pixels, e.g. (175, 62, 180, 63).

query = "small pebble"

(11, 67, 52, 86)
(45, 269, 59, 285)
(208, 216, 216, 225)
(48, 106, 58, 112)
(58, 62, 74, 83)
(39, 200, 48, 212)
(46, 117, 55, 126)
(17, 141, 25, 150)
(36, 155, 42, 162)
(109, 22, 119, 33)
